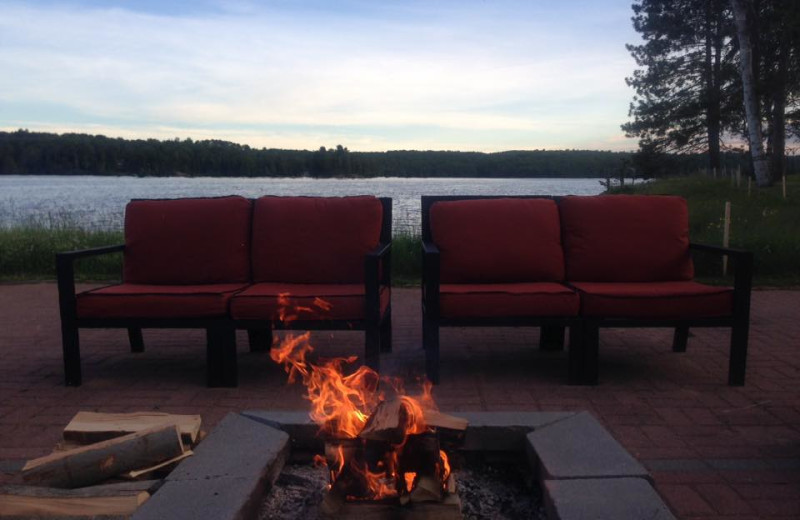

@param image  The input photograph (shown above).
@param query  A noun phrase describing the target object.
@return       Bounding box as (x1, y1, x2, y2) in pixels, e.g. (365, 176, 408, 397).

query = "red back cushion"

(430, 198, 565, 283)
(124, 196, 252, 284)
(252, 196, 383, 283)
(559, 195, 694, 282)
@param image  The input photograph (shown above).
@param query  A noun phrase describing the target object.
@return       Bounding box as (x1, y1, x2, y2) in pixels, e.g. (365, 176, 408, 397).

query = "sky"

(0, 0, 642, 152)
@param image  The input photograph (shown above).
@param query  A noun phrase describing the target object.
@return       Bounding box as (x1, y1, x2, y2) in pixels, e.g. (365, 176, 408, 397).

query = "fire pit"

(132, 299, 675, 519)
(131, 410, 676, 520)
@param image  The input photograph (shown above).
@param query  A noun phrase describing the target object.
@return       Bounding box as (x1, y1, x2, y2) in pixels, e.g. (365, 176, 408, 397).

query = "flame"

(404, 472, 417, 493)
(438, 450, 451, 483)
(271, 294, 448, 501)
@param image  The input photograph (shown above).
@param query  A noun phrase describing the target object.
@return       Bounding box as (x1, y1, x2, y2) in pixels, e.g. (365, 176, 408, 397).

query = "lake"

(0, 175, 607, 235)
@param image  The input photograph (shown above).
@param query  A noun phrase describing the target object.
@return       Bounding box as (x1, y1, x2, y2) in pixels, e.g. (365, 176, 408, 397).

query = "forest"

(0, 129, 768, 179)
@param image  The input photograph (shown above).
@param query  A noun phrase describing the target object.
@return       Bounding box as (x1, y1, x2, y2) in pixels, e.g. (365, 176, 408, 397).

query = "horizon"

(0, 0, 641, 153)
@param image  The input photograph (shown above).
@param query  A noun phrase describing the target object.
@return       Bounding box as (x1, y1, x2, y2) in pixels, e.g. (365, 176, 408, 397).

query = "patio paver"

(0, 283, 799, 518)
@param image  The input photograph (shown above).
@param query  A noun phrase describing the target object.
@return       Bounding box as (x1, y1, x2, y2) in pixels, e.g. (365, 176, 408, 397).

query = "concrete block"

(527, 411, 649, 481)
(545, 478, 676, 520)
(241, 409, 321, 452)
(134, 413, 289, 520)
(459, 411, 576, 452)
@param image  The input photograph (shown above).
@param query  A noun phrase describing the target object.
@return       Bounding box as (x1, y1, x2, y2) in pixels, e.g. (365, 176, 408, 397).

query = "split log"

(421, 410, 467, 432)
(63, 411, 201, 445)
(408, 474, 443, 503)
(0, 480, 159, 517)
(359, 399, 407, 444)
(120, 450, 193, 480)
(399, 434, 439, 475)
(22, 425, 185, 488)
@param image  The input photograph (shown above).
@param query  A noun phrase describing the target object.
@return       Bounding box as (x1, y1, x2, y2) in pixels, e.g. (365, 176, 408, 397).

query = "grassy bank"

(610, 175, 800, 285)
(1, 175, 797, 285)
(0, 226, 424, 285)
(0, 226, 124, 282)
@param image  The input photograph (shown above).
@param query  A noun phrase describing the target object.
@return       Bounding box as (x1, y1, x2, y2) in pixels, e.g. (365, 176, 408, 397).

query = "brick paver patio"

(1, 283, 798, 518)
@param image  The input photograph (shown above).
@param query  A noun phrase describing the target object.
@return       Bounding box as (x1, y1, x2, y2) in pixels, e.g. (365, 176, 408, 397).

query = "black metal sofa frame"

(421, 195, 753, 386)
(56, 197, 392, 388)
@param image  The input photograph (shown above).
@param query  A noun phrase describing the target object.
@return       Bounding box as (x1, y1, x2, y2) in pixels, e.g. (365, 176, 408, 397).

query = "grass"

(0, 225, 123, 282)
(1, 175, 797, 286)
(609, 174, 800, 286)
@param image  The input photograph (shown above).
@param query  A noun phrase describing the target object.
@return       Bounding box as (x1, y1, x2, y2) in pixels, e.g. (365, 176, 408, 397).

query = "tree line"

(624, 0, 799, 186)
(1, 129, 784, 179)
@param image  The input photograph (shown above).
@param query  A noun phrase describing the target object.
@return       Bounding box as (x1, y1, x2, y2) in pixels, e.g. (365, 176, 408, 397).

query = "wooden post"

(723, 201, 731, 276)
(736, 166, 742, 188)
(783, 173, 787, 199)
(748, 177, 752, 198)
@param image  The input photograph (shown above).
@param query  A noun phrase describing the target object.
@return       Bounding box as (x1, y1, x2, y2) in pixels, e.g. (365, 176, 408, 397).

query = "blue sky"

(0, 0, 641, 152)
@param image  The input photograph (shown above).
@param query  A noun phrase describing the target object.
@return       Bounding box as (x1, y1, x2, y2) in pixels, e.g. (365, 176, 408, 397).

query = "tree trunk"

(705, 0, 722, 172)
(731, 0, 771, 186)
(768, 12, 789, 184)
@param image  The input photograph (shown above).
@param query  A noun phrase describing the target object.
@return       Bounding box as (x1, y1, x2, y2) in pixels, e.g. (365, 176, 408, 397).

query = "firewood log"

(63, 411, 201, 445)
(22, 425, 185, 488)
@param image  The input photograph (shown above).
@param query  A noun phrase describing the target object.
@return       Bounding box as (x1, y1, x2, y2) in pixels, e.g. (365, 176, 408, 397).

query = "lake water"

(0, 175, 606, 235)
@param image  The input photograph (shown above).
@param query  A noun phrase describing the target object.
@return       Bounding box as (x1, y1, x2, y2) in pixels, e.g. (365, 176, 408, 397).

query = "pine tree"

(623, 0, 739, 173)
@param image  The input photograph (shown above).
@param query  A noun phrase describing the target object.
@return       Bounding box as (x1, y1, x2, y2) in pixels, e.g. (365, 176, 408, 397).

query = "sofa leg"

(379, 312, 392, 353)
(728, 321, 749, 386)
(567, 323, 583, 384)
(207, 325, 238, 387)
(247, 328, 272, 353)
(365, 324, 381, 372)
(540, 325, 565, 351)
(62, 324, 82, 387)
(423, 317, 440, 384)
(128, 327, 144, 353)
(672, 326, 689, 352)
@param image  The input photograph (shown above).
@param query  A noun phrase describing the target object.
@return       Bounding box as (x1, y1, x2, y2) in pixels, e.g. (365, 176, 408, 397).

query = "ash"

(259, 464, 328, 520)
(259, 460, 546, 520)
(456, 460, 546, 520)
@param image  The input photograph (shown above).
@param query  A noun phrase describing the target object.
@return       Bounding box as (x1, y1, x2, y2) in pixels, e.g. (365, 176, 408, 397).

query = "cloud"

(0, 0, 639, 151)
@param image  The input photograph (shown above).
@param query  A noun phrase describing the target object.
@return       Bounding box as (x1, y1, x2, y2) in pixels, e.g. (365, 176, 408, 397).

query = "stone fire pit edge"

(132, 410, 676, 520)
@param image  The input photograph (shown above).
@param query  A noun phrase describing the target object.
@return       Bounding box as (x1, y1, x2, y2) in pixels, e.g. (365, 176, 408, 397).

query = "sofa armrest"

(56, 244, 125, 322)
(689, 242, 753, 322)
(365, 241, 392, 320)
(422, 240, 440, 317)
(689, 242, 750, 258)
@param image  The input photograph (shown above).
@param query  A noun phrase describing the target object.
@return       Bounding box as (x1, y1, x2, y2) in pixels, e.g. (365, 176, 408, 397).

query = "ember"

(270, 294, 465, 512)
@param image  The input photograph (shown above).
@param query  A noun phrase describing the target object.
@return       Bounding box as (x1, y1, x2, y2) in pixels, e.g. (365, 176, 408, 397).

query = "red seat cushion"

(559, 195, 694, 282)
(77, 283, 248, 319)
(251, 196, 383, 284)
(230, 283, 390, 321)
(430, 198, 565, 283)
(572, 281, 733, 318)
(439, 283, 579, 318)
(124, 196, 252, 284)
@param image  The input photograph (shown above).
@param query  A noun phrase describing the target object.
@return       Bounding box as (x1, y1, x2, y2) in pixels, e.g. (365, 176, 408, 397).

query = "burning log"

(359, 399, 410, 444)
(422, 410, 468, 432)
(22, 425, 185, 488)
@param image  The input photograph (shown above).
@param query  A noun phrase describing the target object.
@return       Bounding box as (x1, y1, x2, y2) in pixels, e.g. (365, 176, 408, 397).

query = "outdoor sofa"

(56, 195, 392, 387)
(421, 194, 753, 386)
